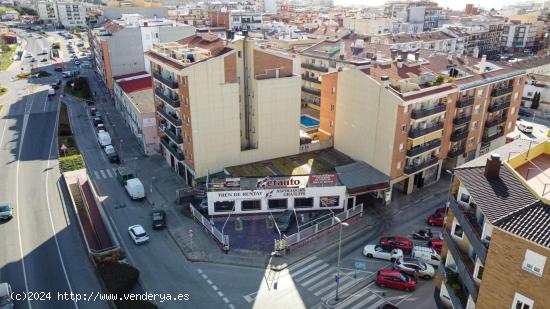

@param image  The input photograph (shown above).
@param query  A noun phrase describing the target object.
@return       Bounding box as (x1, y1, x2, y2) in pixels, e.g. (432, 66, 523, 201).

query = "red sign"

(309, 174, 337, 186)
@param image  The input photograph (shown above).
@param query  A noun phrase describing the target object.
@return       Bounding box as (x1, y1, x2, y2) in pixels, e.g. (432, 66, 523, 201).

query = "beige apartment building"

(145, 33, 301, 185)
(300, 36, 527, 198)
(438, 139, 550, 309)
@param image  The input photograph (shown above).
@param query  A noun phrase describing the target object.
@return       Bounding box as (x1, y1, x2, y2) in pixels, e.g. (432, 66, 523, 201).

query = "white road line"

(321, 278, 359, 301)
(243, 292, 257, 303)
(201, 274, 208, 280)
(45, 98, 79, 308)
(301, 267, 334, 287)
(212, 285, 218, 291)
(223, 297, 229, 304)
(289, 259, 324, 278)
(206, 279, 213, 285)
(346, 294, 378, 309)
(308, 273, 342, 292)
(366, 299, 386, 309)
(217, 291, 224, 297)
(111, 167, 117, 174)
(295, 263, 329, 283)
(105, 168, 112, 178)
(313, 276, 350, 296)
(100, 169, 107, 179)
(93, 170, 100, 180)
(288, 255, 318, 272)
(196, 269, 202, 274)
(229, 305, 235, 309)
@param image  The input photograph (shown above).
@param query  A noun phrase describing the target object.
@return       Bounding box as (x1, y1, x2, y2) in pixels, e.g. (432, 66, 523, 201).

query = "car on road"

(376, 269, 416, 292)
(48, 88, 56, 97)
(90, 107, 97, 116)
(363, 244, 404, 262)
(51, 79, 62, 89)
(427, 207, 445, 227)
(128, 225, 150, 245)
(96, 123, 106, 132)
(92, 116, 103, 126)
(380, 236, 413, 254)
(152, 210, 167, 230)
(428, 239, 443, 254)
(74, 60, 81, 65)
(393, 258, 435, 279)
(103, 145, 119, 163)
(54, 67, 63, 72)
(411, 246, 441, 266)
(518, 109, 532, 117)
(0, 282, 14, 308)
(517, 122, 534, 134)
(0, 202, 13, 220)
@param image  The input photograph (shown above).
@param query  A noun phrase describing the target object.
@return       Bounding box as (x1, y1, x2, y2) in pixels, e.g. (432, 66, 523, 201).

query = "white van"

(125, 178, 145, 200)
(411, 246, 441, 266)
(97, 131, 111, 148)
(517, 122, 534, 134)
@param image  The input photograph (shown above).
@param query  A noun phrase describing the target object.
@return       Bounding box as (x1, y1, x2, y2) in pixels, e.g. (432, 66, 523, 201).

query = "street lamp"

(335, 217, 349, 301)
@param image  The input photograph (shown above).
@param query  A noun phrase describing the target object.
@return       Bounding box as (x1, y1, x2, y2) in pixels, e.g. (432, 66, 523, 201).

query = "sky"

(333, 0, 546, 10)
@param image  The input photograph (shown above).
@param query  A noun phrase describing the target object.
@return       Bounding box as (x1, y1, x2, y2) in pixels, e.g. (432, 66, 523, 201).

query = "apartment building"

(113, 72, 159, 155)
(500, 21, 538, 55)
(307, 38, 526, 197)
(208, 9, 262, 31)
(371, 31, 460, 54)
(89, 15, 195, 92)
(444, 24, 504, 59)
(144, 33, 300, 185)
(384, 0, 447, 32)
(342, 16, 400, 35)
(37, 1, 86, 28)
(438, 139, 550, 309)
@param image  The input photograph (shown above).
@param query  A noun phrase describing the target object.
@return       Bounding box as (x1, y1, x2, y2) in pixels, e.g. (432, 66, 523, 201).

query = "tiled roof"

(118, 76, 152, 93)
(496, 201, 550, 248)
(454, 166, 538, 223)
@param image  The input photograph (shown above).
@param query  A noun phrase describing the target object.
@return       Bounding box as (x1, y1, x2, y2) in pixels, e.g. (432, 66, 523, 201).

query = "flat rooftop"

(508, 140, 550, 201)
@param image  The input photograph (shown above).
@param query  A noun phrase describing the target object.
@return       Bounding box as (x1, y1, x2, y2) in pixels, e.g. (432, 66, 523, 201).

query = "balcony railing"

(448, 200, 488, 263)
(404, 156, 439, 175)
(482, 131, 504, 143)
(157, 108, 182, 126)
(407, 139, 441, 157)
(153, 71, 179, 89)
(447, 146, 465, 158)
(301, 62, 329, 72)
(155, 88, 180, 108)
(443, 230, 479, 301)
(301, 74, 321, 84)
(453, 114, 471, 126)
(301, 86, 321, 96)
(409, 122, 444, 138)
(491, 85, 513, 97)
(440, 268, 466, 309)
(451, 130, 468, 142)
(485, 117, 506, 128)
(456, 96, 474, 108)
(162, 127, 183, 144)
(410, 104, 447, 119)
(160, 137, 184, 161)
(487, 100, 510, 113)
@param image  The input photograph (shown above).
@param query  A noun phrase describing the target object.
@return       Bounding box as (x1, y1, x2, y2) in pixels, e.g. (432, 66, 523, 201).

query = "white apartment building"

(37, 1, 86, 28)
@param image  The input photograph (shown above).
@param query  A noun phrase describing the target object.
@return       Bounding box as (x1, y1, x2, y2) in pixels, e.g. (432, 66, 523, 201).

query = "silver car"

(0, 202, 13, 220)
(393, 258, 435, 279)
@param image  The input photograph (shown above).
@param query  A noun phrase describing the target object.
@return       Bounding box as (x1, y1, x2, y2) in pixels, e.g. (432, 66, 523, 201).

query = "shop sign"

(308, 174, 337, 186)
(256, 176, 308, 189)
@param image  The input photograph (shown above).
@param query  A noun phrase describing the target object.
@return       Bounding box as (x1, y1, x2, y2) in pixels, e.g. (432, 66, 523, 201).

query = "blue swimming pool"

(300, 115, 320, 127)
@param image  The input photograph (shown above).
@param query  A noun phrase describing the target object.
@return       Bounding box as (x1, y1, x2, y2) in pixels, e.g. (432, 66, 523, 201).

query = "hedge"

(59, 154, 85, 172)
(97, 262, 139, 295)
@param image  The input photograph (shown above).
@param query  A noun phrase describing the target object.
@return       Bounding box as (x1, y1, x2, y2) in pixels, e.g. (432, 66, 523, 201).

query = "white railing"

(190, 204, 229, 248)
(299, 140, 333, 153)
(285, 203, 363, 247)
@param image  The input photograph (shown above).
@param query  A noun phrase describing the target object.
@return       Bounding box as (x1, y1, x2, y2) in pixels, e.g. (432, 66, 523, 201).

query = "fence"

(190, 204, 229, 249)
(299, 140, 333, 153)
(284, 204, 364, 248)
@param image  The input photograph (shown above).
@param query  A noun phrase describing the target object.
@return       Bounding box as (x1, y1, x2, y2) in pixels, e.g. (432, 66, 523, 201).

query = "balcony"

(301, 86, 321, 96)
(448, 200, 488, 263)
(155, 88, 180, 108)
(491, 85, 513, 97)
(160, 136, 184, 161)
(153, 71, 178, 89)
(162, 126, 182, 144)
(301, 74, 321, 84)
(453, 114, 471, 126)
(407, 139, 441, 157)
(443, 229, 479, 301)
(157, 107, 182, 126)
(440, 268, 466, 309)
(409, 122, 444, 138)
(487, 100, 510, 113)
(450, 129, 468, 142)
(447, 146, 466, 158)
(410, 104, 447, 119)
(456, 96, 474, 108)
(485, 116, 506, 128)
(404, 156, 439, 175)
(301, 62, 329, 72)
(482, 131, 504, 143)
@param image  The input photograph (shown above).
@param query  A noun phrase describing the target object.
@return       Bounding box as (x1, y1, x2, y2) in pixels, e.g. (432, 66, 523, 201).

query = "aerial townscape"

(0, 0, 549, 308)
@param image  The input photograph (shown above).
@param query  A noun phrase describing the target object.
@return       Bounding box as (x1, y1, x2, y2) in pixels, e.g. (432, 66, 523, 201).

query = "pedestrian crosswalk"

(242, 255, 394, 309)
(92, 168, 118, 180)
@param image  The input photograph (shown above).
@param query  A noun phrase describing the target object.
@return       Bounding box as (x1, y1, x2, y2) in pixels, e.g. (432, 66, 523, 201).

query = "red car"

(380, 236, 413, 254)
(427, 207, 446, 227)
(428, 239, 443, 254)
(376, 269, 416, 291)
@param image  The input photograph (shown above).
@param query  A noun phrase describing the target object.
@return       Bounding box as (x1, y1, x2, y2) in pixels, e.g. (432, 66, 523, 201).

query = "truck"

(97, 131, 111, 148)
(125, 178, 145, 200)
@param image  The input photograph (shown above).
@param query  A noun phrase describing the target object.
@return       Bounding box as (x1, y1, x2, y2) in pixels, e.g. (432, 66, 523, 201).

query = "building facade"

(37, 1, 86, 28)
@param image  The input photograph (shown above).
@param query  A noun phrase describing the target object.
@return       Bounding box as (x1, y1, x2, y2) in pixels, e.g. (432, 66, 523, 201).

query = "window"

(214, 201, 235, 212)
(471, 121, 478, 131)
(320, 196, 339, 207)
(330, 121, 334, 127)
(331, 87, 336, 94)
(460, 193, 470, 203)
(294, 197, 314, 208)
(238, 51, 241, 58)
(511, 107, 516, 115)
(402, 124, 407, 133)
(399, 143, 404, 152)
(268, 199, 288, 210)
(397, 161, 401, 170)
(522, 249, 546, 276)
(330, 105, 335, 111)
(452, 223, 464, 238)
(515, 92, 519, 100)
(477, 89, 484, 97)
(241, 200, 261, 211)
(404, 105, 408, 113)
(474, 105, 480, 115)
(527, 92, 533, 96)
(476, 265, 484, 280)
(508, 122, 512, 129)
(512, 293, 534, 309)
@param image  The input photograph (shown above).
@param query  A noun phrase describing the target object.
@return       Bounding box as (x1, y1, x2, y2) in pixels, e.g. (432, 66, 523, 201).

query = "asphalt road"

(0, 32, 106, 309)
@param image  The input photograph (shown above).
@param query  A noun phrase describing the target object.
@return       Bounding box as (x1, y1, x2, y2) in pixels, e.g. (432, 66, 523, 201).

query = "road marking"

(229, 305, 235, 309)
(212, 285, 218, 291)
(288, 255, 318, 271)
(243, 292, 257, 303)
(196, 269, 203, 274)
(106, 168, 112, 178)
(202, 274, 208, 280)
(206, 279, 212, 285)
(217, 291, 224, 297)
(112, 167, 117, 174)
(93, 170, 100, 180)
(345, 294, 377, 309)
(301, 267, 334, 287)
(100, 169, 107, 179)
(295, 263, 329, 283)
(223, 297, 229, 304)
(366, 298, 386, 309)
(321, 278, 359, 301)
(289, 259, 324, 278)
(309, 273, 346, 293)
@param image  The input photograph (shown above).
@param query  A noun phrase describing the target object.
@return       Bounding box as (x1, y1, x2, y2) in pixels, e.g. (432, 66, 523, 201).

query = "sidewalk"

(81, 68, 451, 270)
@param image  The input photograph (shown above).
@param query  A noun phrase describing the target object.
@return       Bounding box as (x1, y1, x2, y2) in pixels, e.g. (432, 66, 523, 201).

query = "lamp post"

(334, 217, 349, 301)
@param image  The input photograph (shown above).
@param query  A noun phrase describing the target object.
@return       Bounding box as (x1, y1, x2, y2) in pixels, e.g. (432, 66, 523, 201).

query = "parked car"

(428, 239, 443, 254)
(103, 145, 119, 163)
(92, 116, 103, 126)
(411, 246, 441, 266)
(48, 88, 55, 97)
(51, 79, 62, 90)
(0, 282, 14, 308)
(128, 225, 149, 245)
(152, 210, 167, 230)
(518, 109, 532, 117)
(95, 123, 106, 132)
(90, 107, 97, 116)
(393, 258, 435, 279)
(0, 202, 13, 220)
(363, 244, 404, 262)
(427, 208, 445, 227)
(380, 236, 413, 254)
(74, 60, 80, 65)
(517, 122, 534, 134)
(376, 269, 416, 292)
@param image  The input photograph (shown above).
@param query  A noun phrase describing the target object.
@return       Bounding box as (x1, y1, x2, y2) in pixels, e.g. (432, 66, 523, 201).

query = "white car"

(363, 244, 404, 262)
(517, 122, 533, 134)
(128, 225, 149, 245)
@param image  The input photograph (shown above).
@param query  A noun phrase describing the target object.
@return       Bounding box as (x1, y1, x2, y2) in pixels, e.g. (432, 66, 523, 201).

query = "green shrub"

(60, 154, 85, 172)
(97, 262, 140, 295)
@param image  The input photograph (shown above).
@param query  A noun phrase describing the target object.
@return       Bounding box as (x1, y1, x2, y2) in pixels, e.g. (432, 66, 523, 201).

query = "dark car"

(152, 210, 166, 230)
(90, 107, 97, 116)
(518, 109, 532, 117)
(92, 116, 103, 126)
(54, 67, 63, 72)
(51, 79, 62, 89)
(274, 210, 294, 233)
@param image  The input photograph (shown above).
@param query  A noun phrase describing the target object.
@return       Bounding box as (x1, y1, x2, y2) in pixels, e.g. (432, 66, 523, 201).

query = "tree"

(532, 92, 541, 110)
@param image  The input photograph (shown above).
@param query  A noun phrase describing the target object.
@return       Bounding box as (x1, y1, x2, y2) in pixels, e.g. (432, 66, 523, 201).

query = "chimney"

(473, 46, 480, 59)
(484, 153, 501, 179)
(479, 54, 487, 74)
(390, 49, 398, 60)
(381, 75, 389, 88)
(397, 58, 403, 68)
(414, 51, 420, 61)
